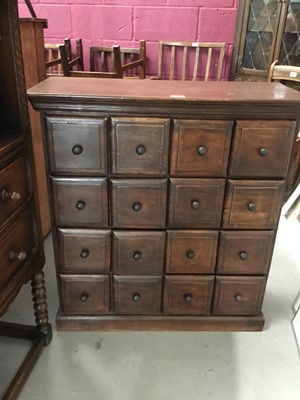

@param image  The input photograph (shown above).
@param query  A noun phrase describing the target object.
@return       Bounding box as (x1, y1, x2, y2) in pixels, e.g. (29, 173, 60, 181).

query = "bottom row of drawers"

(60, 275, 266, 316)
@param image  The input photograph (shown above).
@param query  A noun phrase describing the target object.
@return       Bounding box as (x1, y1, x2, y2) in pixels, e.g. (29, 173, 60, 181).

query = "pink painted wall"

(18, 0, 238, 79)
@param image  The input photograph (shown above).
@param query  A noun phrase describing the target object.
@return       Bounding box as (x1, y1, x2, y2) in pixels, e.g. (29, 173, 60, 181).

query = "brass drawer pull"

(80, 293, 89, 302)
(197, 146, 207, 156)
(80, 249, 89, 258)
(133, 251, 142, 260)
(191, 200, 200, 209)
(234, 294, 243, 303)
(186, 250, 195, 260)
(258, 147, 268, 157)
(76, 200, 86, 210)
(239, 251, 248, 260)
(184, 294, 193, 303)
(132, 202, 142, 212)
(132, 293, 141, 302)
(1, 189, 21, 201)
(9, 250, 27, 261)
(136, 145, 146, 155)
(248, 202, 256, 212)
(72, 144, 83, 155)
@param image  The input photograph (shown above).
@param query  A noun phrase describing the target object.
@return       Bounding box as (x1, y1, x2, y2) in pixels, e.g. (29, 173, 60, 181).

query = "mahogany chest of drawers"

(28, 77, 300, 331)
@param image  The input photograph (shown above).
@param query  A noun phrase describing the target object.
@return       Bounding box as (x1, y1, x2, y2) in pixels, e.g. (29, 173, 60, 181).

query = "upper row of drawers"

(45, 117, 295, 178)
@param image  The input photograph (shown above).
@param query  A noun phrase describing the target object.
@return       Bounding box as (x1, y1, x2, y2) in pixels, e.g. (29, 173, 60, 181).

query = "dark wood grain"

(28, 75, 300, 332)
(0, 3, 52, 399)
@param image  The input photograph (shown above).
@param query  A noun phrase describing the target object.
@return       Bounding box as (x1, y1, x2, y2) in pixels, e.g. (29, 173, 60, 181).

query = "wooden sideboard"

(0, 1, 52, 398)
(28, 77, 300, 332)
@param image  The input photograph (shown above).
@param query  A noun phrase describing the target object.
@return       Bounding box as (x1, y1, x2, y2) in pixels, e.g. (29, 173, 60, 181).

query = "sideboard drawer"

(114, 276, 162, 314)
(163, 275, 214, 315)
(45, 116, 108, 175)
(165, 230, 218, 274)
(60, 274, 110, 314)
(112, 231, 165, 275)
(222, 180, 285, 229)
(110, 117, 170, 176)
(217, 231, 274, 275)
(170, 119, 233, 177)
(111, 179, 167, 228)
(229, 120, 295, 178)
(51, 177, 108, 227)
(57, 228, 111, 273)
(0, 157, 29, 228)
(212, 276, 266, 316)
(0, 208, 36, 289)
(168, 178, 225, 228)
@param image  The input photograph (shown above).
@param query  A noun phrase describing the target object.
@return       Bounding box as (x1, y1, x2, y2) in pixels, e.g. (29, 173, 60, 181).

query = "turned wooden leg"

(31, 270, 52, 346)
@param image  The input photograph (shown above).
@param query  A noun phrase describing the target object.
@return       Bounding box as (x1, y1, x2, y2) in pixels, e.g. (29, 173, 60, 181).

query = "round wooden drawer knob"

(239, 251, 248, 260)
(136, 145, 146, 155)
(258, 147, 268, 157)
(132, 293, 141, 302)
(76, 200, 86, 210)
(80, 249, 90, 258)
(133, 251, 142, 260)
(72, 144, 83, 155)
(9, 250, 27, 261)
(132, 202, 142, 212)
(191, 200, 200, 209)
(186, 250, 195, 260)
(1, 190, 21, 201)
(248, 202, 256, 212)
(80, 293, 89, 302)
(197, 146, 207, 156)
(234, 294, 243, 303)
(184, 294, 193, 303)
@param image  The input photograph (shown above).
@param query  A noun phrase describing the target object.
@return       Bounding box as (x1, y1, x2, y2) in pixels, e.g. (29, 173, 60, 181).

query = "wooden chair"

(45, 43, 62, 75)
(90, 40, 146, 79)
(45, 39, 72, 76)
(156, 41, 226, 81)
(60, 39, 123, 78)
(268, 60, 300, 195)
(268, 60, 300, 86)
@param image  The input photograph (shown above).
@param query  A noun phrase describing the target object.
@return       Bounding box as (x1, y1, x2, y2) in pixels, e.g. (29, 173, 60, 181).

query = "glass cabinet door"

(242, 0, 281, 70)
(231, 0, 300, 80)
(279, 0, 300, 65)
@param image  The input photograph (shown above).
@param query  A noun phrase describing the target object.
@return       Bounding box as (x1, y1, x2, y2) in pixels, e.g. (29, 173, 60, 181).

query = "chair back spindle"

(157, 41, 226, 81)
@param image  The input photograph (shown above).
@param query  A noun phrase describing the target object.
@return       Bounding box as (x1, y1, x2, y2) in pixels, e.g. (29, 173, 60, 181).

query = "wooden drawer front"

(110, 117, 170, 176)
(0, 208, 36, 289)
(114, 276, 162, 314)
(163, 276, 214, 315)
(51, 177, 108, 227)
(212, 276, 266, 316)
(45, 116, 107, 175)
(166, 230, 218, 274)
(217, 231, 274, 275)
(0, 157, 30, 228)
(229, 120, 295, 178)
(57, 228, 111, 274)
(222, 180, 284, 229)
(112, 231, 165, 275)
(60, 275, 110, 314)
(168, 178, 225, 228)
(111, 179, 167, 228)
(170, 120, 233, 177)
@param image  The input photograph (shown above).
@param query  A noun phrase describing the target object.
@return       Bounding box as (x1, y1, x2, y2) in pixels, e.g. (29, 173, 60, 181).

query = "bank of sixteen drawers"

(28, 78, 300, 331)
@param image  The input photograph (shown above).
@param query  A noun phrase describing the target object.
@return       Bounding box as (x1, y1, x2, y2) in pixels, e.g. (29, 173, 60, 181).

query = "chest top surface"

(27, 77, 300, 104)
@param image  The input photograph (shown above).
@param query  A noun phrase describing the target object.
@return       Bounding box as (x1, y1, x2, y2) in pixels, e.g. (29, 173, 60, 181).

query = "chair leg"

(0, 270, 52, 400)
(31, 270, 52, 345)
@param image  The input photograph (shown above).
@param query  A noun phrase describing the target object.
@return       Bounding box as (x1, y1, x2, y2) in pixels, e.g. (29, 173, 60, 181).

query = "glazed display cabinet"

(231, 0, 300, 81)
